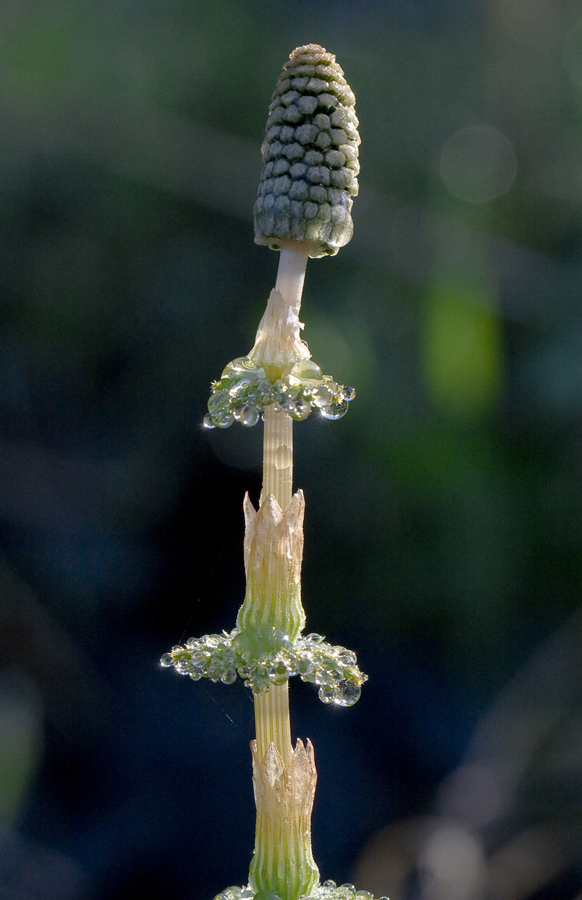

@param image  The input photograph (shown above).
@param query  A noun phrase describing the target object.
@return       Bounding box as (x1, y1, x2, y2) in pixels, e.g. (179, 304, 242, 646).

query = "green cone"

(254, 44, 360, 258)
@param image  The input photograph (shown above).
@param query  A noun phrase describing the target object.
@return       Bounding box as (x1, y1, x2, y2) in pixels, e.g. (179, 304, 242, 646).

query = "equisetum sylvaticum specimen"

(162, 44, 387, 900)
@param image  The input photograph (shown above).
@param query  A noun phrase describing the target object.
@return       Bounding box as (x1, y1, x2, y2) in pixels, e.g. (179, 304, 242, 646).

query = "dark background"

(1, 1, 582, 898)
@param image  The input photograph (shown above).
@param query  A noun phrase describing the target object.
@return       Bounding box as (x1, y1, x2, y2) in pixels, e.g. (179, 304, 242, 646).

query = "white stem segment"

(249, 243, 312, 376)
(275, 242, 311, 315)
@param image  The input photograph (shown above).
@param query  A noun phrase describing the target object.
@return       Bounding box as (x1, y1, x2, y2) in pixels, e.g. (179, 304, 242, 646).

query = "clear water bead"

(320, 399, 348, 420)
(318, 684, 336, 704)
(335, 680, 361, 707)
(203, 413, 216, 429)
(223, 357, 257, 375)
(311, 384, 332, 408)
(240, 406, 259, 426)
(160, 653, 173, 667)
(285, 359, 323, 383)
(208, 390, 230, 413)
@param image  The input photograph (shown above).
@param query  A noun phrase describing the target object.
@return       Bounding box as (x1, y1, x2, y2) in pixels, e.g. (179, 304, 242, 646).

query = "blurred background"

(1, 0, 582, 898)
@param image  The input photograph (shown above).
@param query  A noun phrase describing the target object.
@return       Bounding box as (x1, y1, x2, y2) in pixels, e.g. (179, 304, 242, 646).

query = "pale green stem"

(254, 243, 309, 767)
(251, 244, 320, 900)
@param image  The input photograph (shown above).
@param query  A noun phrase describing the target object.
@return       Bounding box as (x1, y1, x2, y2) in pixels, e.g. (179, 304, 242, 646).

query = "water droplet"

(273, 388, 292, 409)
(240, 406, 260, 426)
(343, 385, 356, 402)
(320, 399, 348, 420)
(216, 413, 234, 428)
(311, 384, 332, 408)
(337, 649, 357, 665)
(221, 669, 237, 684)
(160, 653, 174, 667)
(203, 413, 217, 429)
(273, 443, 292, 470)
(288, 399, 311, 420)
(305, 633, 325, 643)
(318, 684, 336, 704)
(323, 881, 337, 890)
(208, 390, 230, 413)
(222, 357, 257, 377)
(334, 680, 361, 707)
(286, 359, 323, 383)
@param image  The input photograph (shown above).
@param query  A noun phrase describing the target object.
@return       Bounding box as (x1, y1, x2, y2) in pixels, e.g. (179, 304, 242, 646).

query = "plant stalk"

(254, 243, 309, 767)
(250, 244, 319, 900)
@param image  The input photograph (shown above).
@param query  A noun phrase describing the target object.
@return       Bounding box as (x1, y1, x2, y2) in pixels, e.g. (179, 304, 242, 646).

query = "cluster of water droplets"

(160, 629, 366, 706)
(203, 357, 355, 430)
(214, 883, 388, 900)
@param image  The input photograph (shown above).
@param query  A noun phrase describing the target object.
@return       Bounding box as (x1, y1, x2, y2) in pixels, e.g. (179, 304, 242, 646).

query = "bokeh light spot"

(439, 125, 516, 203)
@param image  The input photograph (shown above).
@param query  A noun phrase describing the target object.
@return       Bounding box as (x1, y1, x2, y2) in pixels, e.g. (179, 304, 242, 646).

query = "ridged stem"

(254, 678, 293, 768)
(254, 244, 309, 766)
(261, 403, 293, 509)
(251, 244, 319, 899)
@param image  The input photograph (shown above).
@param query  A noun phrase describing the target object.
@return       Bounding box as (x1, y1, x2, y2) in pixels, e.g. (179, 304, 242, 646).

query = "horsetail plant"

(161, 44, 384, 900)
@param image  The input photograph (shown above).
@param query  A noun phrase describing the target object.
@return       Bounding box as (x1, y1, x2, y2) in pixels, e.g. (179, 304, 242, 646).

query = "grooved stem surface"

(253, 245, 309, 771)
(261, 403, 293, 508)
(254, 682, 293, 767)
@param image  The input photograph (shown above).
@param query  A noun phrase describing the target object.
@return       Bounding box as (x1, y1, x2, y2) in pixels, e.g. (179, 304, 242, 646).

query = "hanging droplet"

(288, 398, 312, 420)
(318, 684, 336, 704)
(221, 669, 237, 685)
(334, 680, 361, 707)
(320, 399, 349, 420)
(343, 385, 356, 402)
(160, 653, 174, 667)
(203, 413, 217, 429)
(311, 384, 333, 408)
(208, 390, 230, 413)
(240, 406, 260, 426)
